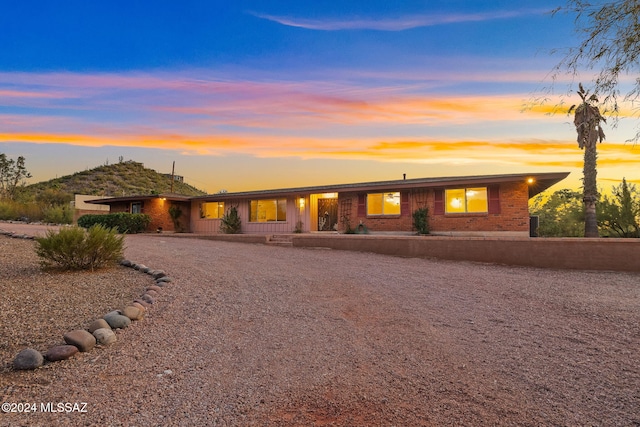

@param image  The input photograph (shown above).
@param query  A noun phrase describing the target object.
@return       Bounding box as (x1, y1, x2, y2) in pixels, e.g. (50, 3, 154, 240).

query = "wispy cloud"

(249, 9, 547, 31)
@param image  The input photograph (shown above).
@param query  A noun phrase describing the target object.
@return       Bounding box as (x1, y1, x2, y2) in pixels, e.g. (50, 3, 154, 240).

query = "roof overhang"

(191, 172, 570, 201)
(85, 193, 191, 205)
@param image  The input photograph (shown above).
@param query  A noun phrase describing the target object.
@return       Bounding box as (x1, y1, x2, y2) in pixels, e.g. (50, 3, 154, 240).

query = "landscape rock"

(44, 345, 78, 362)
(131, 302, 146, 312)
(104, 312, 132, 329)
(133, 298, 151, 308)
(13, 348, 44, 370)
(88, 318, 111, 333)
(120, 259, 133, 267)
(151, 270, 167, 279)
(93, 328, 117, 346)
(122, 305, 144, 321)
(145, 289, 159, 297)
(140, 294, 155, 304)
(64, 329, 96, 352)
(156, 276, 173, 283)
(146, 285, 162, 293)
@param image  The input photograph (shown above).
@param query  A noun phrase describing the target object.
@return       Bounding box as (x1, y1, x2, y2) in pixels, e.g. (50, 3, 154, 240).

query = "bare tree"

(548, 0, 640, 141)
(569, 84, 606, 237)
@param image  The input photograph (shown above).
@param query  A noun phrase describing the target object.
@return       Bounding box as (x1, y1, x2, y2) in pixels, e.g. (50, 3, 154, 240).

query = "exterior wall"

(429, 182, 530, 234)
(89, 199, 190, 232)
(337, 192, 412, 233)
(336, 183, 530, 235)
(73, 195, 111, 223)
(190, 196, 307, 234)
(145, 200, 191, 233)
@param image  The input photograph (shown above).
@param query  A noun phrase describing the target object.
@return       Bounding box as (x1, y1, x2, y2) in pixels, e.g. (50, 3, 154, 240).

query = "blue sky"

(1, 1, 638, 193)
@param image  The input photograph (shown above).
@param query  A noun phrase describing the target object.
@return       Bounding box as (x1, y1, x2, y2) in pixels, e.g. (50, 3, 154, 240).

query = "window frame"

(444, 187, 488, 214)
(200, 201, 225, 219)
(130, 202, 142, 214)
(366, 192, 401, 216)
(249, 198, 287, 223)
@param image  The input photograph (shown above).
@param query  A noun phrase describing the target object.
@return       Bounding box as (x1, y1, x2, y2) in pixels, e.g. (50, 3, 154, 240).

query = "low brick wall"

(290, 235, 640, 273)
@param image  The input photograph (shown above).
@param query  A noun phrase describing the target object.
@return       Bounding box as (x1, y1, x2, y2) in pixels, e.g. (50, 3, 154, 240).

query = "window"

(131, 202, 142, 214)
(200, 202, 225, 219)
(250, 199, 287, 222)
(445, 187, 488, 213)
(367, 192, 401, 216)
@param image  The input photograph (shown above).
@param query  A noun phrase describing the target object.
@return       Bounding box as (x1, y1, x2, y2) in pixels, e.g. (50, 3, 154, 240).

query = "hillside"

(24, 161, 207, 198)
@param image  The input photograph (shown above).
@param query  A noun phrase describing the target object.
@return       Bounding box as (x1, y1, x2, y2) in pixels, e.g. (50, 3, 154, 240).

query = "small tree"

(599, 178, 640, 237)
(530, 189, 585, 237)
(168, 204, 184, 232)
(220, 206, 241, 234)
(0, 154, 32, 200)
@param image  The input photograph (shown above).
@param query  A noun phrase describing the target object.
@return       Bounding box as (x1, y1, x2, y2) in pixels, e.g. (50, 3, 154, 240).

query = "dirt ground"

(0, 223, 639, 426)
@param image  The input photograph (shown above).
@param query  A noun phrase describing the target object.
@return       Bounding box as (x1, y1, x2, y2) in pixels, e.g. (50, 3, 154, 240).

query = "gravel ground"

(0, 224, 639, 426)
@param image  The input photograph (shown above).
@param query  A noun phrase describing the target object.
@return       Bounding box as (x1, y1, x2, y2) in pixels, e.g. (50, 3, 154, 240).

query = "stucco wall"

(289, 235, 640, 272)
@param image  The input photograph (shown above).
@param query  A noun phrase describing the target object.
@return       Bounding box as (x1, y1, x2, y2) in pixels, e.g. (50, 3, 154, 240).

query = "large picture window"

(250, 199, 287, 222)
(445, 187, 488, 213)
(200, 202, 225, 219)
(367, 192, 401, 216)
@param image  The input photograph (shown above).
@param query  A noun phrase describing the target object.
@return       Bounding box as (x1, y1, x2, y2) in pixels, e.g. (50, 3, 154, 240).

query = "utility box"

(529, 215, 539, 237)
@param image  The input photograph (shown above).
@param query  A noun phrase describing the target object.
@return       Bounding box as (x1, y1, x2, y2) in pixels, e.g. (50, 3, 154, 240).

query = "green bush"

(42, 204, 73, 224)
(77, 213, 151, 234)
(35, 225, 124, 270)
(220, 206, 241, 234)
(412, 207, 430, 235)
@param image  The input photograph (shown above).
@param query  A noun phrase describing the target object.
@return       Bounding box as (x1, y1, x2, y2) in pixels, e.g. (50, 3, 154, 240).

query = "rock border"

(2, 229, 174, 371)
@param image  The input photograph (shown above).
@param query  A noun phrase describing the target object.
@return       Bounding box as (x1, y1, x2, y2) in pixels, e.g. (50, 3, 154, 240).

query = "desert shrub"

(412, 207, 430, 235)
(42, 204, 73, 224)
(77, 213, 151, 234)
(0, 200, 43, 222)
(35, 224, 124, 270)
(220, 206, 241, 234)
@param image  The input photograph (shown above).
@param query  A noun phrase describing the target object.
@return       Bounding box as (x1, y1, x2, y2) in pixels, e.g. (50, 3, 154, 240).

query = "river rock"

(131, 302, 146, 312)
(13, 348, 44, 370)
(146, 285, 162, 293)
(151, 270, 166, 279)
(93, 328, 117, 345)
(122, 305, 144, 321)
(44, 345, 78, 362)
(104, 312, 131, 329)
(140, 294, 155, 304)
(64, 329, 96, 352)
(87, 318, 111, 333)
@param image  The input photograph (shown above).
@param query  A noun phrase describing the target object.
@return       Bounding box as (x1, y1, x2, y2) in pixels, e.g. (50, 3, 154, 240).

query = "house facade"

(187, 172, 569, 236)
(87, 194, 191, 232)
(87, 172, 568, 236)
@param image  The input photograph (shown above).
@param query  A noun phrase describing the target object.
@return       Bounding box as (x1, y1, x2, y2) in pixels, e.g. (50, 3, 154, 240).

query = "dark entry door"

(318, 198, 338, 231)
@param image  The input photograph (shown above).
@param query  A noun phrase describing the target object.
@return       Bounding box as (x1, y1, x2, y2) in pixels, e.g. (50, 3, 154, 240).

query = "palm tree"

(569, 84, 606, 238)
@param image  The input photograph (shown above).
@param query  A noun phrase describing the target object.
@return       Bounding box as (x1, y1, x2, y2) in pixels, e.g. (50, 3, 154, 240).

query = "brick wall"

(337, 183, 530, 234)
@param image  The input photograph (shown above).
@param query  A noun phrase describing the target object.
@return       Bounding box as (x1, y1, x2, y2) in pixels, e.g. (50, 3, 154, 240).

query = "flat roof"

(192, 172, 570, 201)
(86, 172, 570, 205)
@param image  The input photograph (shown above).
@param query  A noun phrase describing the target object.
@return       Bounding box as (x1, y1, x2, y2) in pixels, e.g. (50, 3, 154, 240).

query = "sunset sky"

(1, 1, 638, 194)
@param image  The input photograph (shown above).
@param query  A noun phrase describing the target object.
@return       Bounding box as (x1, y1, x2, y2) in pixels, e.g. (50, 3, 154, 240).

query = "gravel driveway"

(1, 228, 639, 426)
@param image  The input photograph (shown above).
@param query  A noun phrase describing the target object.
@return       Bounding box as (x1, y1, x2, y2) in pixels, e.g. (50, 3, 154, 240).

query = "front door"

(318, 198, 338, 231)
